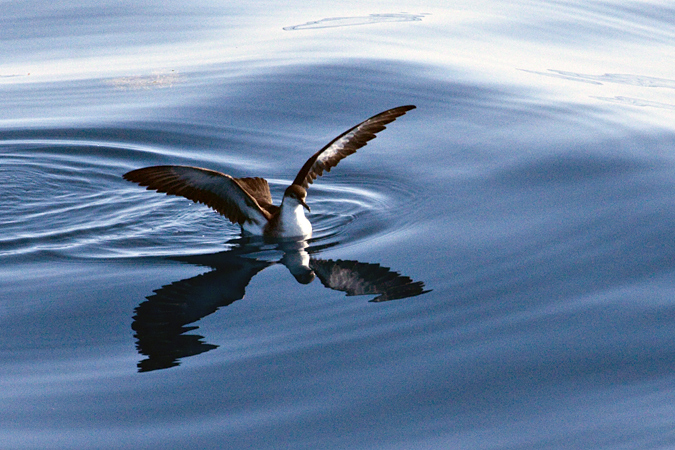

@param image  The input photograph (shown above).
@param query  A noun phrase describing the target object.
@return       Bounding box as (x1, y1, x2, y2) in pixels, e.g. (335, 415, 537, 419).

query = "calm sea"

(2, 1, 675, 449)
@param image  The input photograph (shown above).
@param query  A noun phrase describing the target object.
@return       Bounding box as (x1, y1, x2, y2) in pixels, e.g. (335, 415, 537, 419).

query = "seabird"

(123, 105, 415, 238)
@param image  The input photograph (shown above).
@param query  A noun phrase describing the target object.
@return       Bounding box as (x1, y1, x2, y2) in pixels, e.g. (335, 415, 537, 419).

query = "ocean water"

(2, 1, 675, 449)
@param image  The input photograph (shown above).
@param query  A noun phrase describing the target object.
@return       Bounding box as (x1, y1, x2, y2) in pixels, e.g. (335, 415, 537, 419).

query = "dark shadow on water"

(132, 236, 429, 372)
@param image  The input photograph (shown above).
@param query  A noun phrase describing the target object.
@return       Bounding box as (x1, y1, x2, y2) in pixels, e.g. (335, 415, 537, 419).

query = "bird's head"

(283, 185, 310, 212)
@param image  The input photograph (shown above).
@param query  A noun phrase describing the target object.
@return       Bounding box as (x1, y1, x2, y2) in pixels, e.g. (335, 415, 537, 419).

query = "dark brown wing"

(309, 258, 429, 302)
(292, 105, 416, 189)
(123, 166, 272, 225)
(132, 252, 272, 372)
(233, 177, 277, 214)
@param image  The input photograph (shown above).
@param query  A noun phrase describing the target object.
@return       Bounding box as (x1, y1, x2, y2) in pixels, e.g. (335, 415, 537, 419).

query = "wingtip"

(394, 105, 416, 113)
(122, 169, 139, 183)
(123, 167, 152, 183)
(388, 105, 416, 117)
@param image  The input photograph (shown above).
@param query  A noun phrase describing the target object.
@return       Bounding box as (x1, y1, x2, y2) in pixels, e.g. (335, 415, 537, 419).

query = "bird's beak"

(301, 199, 311, 212)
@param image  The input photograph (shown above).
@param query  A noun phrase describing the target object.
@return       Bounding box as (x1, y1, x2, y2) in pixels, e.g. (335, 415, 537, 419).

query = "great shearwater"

(124, 105, 415, 238)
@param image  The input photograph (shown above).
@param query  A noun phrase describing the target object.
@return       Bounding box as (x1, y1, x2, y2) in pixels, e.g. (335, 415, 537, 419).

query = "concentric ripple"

(1, 139, 417, 259)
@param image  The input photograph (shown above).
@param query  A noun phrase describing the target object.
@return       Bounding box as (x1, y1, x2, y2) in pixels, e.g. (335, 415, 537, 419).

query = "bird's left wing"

(292, 105, 416, 189)
(123, 165, 271, 225)
(309, 258, 429, 302)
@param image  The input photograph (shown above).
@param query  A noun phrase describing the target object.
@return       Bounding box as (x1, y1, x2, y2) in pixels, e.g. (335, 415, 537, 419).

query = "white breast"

(277, 202, 312, 238)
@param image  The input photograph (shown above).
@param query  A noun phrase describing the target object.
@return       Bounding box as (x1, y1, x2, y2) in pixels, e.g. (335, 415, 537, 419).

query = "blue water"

(2, 1, 675, 449)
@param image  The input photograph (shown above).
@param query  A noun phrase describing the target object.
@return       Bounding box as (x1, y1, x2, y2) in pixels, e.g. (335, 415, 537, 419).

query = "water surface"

(2, 1, 675, 449)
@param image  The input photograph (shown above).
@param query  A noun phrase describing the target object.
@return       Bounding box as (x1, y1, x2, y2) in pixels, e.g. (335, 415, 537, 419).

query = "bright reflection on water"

(2, 1, 675, 449)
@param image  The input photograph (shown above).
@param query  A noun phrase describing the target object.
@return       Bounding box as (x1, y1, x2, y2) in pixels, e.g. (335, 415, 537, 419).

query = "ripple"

(592, 96, 675, 111)
(523, 70, 675, 89)
(1, 139, 419, 259)
(0, 141, 148, 258)
(283, 13, 426, 31)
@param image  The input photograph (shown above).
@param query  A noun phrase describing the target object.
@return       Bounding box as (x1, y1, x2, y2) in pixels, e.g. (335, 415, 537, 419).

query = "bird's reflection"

(132, 237, 429, 372)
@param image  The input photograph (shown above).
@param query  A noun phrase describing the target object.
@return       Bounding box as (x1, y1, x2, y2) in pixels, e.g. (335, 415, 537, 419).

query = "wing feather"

(309, 259, 429, 302)
(292, 105, 415, 189)
(233, 177, 277, 213)
(123, 166, 271, 225)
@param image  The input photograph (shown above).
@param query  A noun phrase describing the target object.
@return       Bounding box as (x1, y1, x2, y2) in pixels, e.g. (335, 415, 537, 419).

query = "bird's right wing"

(132, 252, 272, 372)
(123, 165, 271, 225)
(233, 176, 277, 214)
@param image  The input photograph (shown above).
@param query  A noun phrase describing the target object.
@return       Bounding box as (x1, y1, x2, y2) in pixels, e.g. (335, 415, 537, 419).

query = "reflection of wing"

(132, 255, 271, 372)
(123, 166, 275, 225)
(292, 106, 416, 189)
(309, 259, 429, 302)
